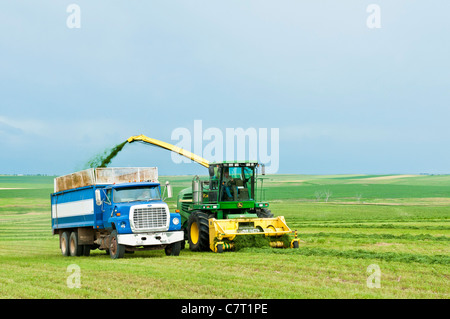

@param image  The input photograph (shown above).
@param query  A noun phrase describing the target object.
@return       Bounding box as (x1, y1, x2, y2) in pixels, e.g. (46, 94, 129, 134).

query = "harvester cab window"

(229, 167, 244, 188)
(245, 166, 255, 200)
(209, 166, 219, 191)
(228, 167, 241, 179)
(239, 167, 253, 200)
(219, 165, 254, 201)
(243, 167, 253, 181)
(221, 167, 236, 201)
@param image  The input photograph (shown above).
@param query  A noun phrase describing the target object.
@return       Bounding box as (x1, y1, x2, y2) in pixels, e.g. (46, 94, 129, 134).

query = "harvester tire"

(256, 208, 274, 218)
(187, 211, 210, 252)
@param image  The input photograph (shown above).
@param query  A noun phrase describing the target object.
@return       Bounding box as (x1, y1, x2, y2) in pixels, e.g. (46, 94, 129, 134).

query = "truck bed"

(54, 167, 158, 192)
(51, 185, 100, 230)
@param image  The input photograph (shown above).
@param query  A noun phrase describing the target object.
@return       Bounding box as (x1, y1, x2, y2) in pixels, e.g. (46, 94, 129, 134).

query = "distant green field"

(0, 174, 449, 298)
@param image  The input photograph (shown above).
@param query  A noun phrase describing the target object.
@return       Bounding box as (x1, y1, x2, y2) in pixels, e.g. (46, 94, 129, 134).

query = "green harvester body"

(177, 161, 299, 252)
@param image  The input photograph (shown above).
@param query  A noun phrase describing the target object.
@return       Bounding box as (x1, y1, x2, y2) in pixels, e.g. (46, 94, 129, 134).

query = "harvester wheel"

(187, 211, 210, 252)
(256, 208, 274, 218)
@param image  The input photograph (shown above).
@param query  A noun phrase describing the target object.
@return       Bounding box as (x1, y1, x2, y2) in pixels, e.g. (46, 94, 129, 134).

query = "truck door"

(102, 188, 114, 228)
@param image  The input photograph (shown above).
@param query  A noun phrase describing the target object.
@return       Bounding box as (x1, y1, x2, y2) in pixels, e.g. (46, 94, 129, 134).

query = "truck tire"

(60, 231, 70, 256)
(187, 211, 210, 252)
(109, 230, 125, 259)
(165, 241, 181, 256)
(82, 245, 91, 256)
(69, 231, 83, 257)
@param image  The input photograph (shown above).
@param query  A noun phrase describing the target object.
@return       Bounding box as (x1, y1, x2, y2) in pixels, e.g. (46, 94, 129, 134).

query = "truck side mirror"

(208, 165, 215, 177)
(95, 189, 103, 206)
(261, 164, 266, 176)
(166, 181, 173, 199)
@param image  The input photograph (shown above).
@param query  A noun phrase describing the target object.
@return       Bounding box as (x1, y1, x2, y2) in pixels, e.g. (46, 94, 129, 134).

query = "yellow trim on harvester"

(208, 216, 294, 252)
(190, 221, 200, 245)
(127, 134, 210, 168)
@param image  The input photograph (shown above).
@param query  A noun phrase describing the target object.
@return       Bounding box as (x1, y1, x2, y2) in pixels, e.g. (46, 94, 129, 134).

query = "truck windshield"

(113, 186, 161, 203)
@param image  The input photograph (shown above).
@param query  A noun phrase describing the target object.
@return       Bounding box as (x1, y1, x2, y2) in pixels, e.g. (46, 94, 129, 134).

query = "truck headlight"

(172, 217, 180, 225)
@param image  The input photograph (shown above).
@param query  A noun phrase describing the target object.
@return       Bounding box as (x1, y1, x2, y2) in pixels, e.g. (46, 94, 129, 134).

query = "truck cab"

(95, 182, 183, 257)
(98, 182, 175, 232)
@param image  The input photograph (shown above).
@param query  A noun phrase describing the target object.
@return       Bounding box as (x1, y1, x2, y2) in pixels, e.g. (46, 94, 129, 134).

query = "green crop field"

(0, 174, 449, 298)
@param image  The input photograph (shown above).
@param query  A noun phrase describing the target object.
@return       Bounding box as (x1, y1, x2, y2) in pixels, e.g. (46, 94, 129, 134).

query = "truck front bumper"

(117, 231, 184, 247)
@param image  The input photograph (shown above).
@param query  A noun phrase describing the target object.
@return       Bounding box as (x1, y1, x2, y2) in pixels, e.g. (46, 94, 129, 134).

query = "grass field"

(0, 174, 449, 298)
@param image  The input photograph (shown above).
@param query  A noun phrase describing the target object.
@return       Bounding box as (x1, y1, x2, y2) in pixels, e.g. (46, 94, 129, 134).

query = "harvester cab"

(177, 161, 300, 253)
(200, 161, 263, 211)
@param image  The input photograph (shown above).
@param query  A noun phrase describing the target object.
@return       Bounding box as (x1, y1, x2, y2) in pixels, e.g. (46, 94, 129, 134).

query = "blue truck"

(51, 167, 184, 259)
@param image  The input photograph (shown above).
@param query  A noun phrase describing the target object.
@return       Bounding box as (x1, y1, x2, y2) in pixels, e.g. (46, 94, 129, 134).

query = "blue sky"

(0, 1, 449, 176)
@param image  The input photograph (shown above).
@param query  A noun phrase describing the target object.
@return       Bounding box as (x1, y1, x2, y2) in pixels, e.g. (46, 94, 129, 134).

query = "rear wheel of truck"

(109, 230, 125, 259)
(187, 211, 210, 252)
(60, 231, 70, 256)
(82, 245, 91, 256)
(165, 241, 181, 256)
(69, 231, 83, 257)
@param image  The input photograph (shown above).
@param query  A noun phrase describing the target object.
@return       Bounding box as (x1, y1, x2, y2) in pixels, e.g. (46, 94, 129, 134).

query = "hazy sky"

(1, 1, 449, 176)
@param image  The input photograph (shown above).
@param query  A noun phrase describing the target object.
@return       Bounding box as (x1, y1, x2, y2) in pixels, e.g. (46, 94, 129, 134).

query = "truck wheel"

(69, 231, 83, 257)
(60, 231, 70, 256)
(187, 211, 210, 252)
(109, 230, 125, 259)
(165, 241, 181, 256)
(82, 245, 91, 256)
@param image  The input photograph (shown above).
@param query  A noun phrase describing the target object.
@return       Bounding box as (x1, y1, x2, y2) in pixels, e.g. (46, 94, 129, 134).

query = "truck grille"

(132, 207, 168, 230)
